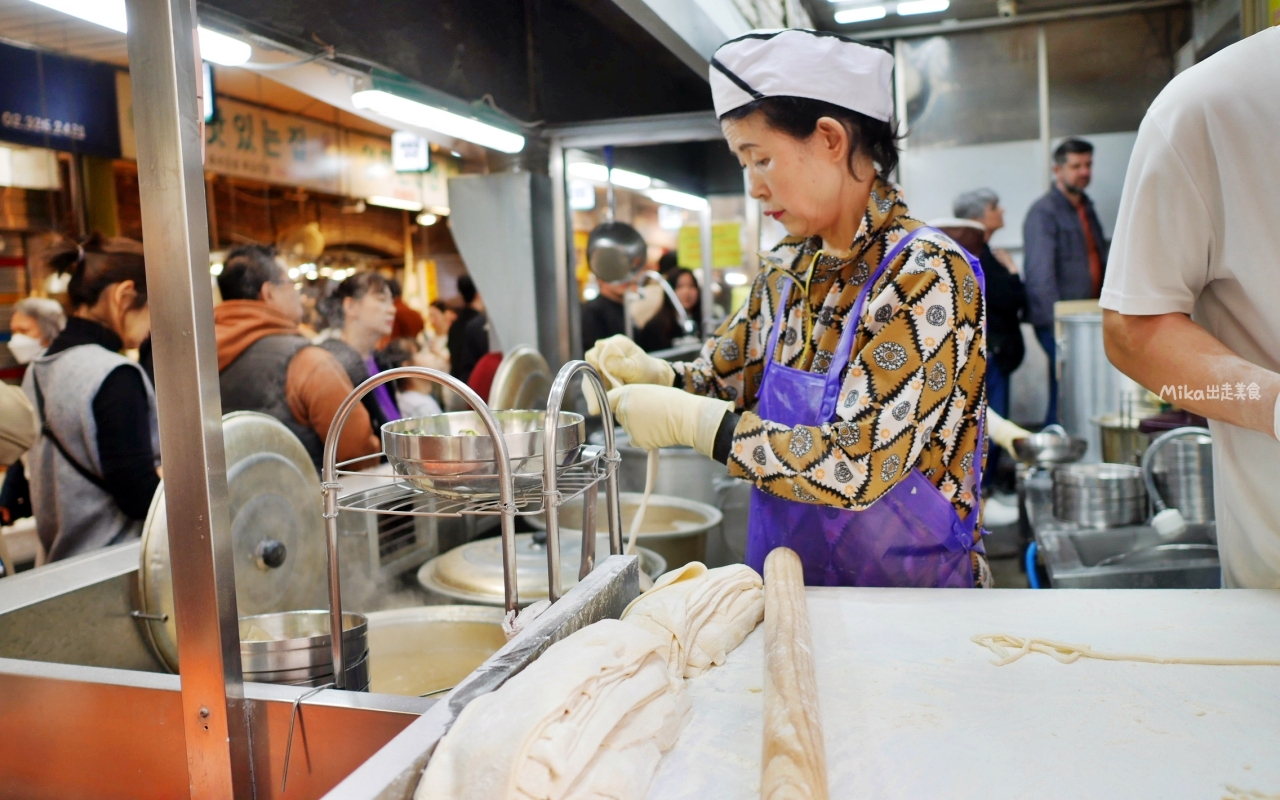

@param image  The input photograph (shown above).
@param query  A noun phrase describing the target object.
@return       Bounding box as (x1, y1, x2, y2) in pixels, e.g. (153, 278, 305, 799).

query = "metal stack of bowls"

(239, 610, 369, 690)
(1051, 463, 1148, 528)
(1149, 432, 1214, 524)
(382, 410, 584, 499)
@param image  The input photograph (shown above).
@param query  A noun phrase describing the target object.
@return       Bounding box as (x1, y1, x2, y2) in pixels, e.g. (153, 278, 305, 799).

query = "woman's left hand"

(607, 384, 734, 457)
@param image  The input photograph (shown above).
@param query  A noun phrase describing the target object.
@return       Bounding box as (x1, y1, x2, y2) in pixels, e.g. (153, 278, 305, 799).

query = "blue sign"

(0, 40, 121, 159)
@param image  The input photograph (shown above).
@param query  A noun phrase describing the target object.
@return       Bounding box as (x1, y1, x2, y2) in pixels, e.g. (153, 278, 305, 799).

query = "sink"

(1024, 471, 1221, 589)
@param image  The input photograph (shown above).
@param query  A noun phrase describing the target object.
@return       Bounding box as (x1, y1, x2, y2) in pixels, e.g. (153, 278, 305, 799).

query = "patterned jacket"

(674, 180, 988, 535)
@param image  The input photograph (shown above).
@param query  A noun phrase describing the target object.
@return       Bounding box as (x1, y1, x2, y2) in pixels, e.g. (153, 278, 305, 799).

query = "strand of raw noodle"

(972, 633, 1280, 667)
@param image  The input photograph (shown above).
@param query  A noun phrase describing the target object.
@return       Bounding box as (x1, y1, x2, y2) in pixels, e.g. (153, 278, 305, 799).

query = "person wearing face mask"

(7, 297, 66, 366)
(320, 271, 401, 432)
(589, 30, 990, 588)
(214, 245, 379, 471)
(22, 235, 161, 561)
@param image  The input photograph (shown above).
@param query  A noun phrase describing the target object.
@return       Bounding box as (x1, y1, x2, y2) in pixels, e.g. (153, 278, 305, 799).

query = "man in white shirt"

(1101, 28, 1280, 588)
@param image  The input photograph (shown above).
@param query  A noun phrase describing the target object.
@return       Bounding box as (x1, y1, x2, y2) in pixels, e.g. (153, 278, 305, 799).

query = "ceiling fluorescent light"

(367, 195, 424, 212)
(24, 1, 251, 65)
(834, 5, 888, 23)
(25, 0, 126, 32)
(197, 27, 251, 66)
(352, 90, 525, 154)
(567, 162, 652, 190)
(897, 0, 949, 14)
(647, 189, 707, 212)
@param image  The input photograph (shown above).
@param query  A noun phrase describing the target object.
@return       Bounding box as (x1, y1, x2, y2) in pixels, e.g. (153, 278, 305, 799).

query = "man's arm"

(1103, 309, 1280, 438)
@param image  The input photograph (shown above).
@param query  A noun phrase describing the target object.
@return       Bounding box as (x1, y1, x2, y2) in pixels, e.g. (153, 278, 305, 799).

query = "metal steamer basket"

(318, 363, 624, 689)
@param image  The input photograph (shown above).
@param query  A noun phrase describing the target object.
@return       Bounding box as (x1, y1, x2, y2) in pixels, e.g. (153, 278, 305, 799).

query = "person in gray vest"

(214, 245, 378, 471)
(22, 235, 160, 561)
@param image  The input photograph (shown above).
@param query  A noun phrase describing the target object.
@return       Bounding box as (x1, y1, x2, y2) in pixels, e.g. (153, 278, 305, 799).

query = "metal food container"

(1149, 432, 1214, 524)
(239, 610, 369, 689)
(1094, 413, 1150, 466)
(1011, 425, 1088, 467)
(1052, 463, 1148, 528)
(417, 533, 666, 607)
(365, 606, 507, 697)
(555, 492, 723, 570)
(382, 410, 585, 499)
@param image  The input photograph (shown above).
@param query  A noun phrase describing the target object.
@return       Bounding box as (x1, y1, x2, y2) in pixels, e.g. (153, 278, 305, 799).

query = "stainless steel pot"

(1093, 413, 1150, 466)
(365, 606, 507, 697)
(1142, 427, 1214, 524)
(1011, 424, 1088, 466)
(239, 610, 369, 689)
(1052, 463, 1148, 528)
(556, 492, 722, 569)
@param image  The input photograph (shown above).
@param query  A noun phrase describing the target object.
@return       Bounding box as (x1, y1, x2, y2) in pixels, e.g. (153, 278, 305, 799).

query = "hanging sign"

(203, 97, 343, 194)
(677, 222, 743, 269)
(0, 41, 121, 159)
(392, 131, 430, 172)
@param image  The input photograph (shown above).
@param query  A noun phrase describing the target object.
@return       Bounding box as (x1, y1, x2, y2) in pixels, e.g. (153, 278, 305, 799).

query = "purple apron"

(744, 227, 987, 588)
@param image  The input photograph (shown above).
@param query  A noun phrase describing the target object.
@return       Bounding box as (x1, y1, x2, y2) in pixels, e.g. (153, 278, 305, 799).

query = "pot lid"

(138, 412, 329, 672)
(418, 532, 663, 606)
(487, 346, 552, 411)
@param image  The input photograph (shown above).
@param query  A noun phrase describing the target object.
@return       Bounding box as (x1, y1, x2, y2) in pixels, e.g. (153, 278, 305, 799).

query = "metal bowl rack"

(318, 360, 622, 689)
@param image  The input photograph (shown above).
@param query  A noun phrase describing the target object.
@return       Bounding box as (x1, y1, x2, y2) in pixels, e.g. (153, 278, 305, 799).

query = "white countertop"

(649, 588, 1280, 799)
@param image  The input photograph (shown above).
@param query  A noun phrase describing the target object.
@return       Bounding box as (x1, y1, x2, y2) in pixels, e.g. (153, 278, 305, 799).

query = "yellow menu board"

(676, 222, 743, 269)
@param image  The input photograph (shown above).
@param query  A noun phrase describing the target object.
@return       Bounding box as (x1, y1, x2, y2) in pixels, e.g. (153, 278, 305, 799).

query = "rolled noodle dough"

(973, 633, 1280, 667)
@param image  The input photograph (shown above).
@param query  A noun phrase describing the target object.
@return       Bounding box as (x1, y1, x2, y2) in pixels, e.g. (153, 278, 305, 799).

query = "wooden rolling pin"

(762, 547, 828, 800)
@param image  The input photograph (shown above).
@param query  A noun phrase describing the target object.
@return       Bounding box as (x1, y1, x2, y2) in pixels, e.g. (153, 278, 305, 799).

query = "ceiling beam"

(607, 0, 752, 79)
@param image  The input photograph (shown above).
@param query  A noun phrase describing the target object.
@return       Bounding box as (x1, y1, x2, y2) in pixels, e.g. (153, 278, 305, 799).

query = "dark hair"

(375, 337, 418, 372)
(218, 244, 284, 301)
(721, 96, 900, 180)
(657, 251, 678, 273)
(387, 277, 403, 299)
(429, 299, 450, 314)
(456, 274, 477, 305)
(48, 233, 148, 310)
(320, 271, 391, 328)
(1053, 138, 1093, 166)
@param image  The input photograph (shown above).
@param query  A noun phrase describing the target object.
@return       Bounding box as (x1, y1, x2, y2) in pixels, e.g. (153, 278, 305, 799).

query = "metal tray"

(382, 410, 584, 499)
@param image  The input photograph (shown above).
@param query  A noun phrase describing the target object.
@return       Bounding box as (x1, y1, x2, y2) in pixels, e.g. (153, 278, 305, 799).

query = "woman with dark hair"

(636, 267, 703, 352)
(590, 30, 990, 588)
(22, 234, 161, 560)
(320, 271, 400, 432)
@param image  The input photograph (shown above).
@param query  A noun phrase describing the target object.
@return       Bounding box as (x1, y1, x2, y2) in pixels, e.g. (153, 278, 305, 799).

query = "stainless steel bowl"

(1052, 463, 1148, 528)
(1012, 430, 1088, 466)
(382, 410, 585, 499)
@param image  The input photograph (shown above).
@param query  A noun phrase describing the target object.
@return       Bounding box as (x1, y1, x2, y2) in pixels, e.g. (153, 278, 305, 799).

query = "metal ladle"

(585, 145, 646, 284)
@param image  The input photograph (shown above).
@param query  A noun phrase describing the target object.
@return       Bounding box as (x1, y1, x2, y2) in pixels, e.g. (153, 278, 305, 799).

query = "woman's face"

(9, 312, 46, 345)
(674, 272, 699, 313)
(345, 288, 396, 339)
(722, 112, 870, 241)
(980, 203, 1005, 236)
(89, 280, 150, 350)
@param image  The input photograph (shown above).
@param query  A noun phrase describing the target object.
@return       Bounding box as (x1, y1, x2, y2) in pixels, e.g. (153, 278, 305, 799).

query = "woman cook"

(590, 30, 991, 588)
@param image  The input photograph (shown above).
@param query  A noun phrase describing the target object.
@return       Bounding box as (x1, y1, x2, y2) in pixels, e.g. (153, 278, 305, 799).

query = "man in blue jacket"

(1023, 138, 1109, 425)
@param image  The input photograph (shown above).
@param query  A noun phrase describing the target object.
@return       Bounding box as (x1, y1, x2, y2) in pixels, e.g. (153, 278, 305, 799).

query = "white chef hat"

(710, 30, 894, 121)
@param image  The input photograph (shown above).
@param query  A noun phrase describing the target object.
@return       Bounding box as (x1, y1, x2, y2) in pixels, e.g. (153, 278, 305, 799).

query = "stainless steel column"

(125, 0, 252, 795)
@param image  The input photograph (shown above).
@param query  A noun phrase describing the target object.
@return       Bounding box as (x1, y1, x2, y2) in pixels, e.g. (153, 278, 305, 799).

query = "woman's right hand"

(584, 335, 674, 389)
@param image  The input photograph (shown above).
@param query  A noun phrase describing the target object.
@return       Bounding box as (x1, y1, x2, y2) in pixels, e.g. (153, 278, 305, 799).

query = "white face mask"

(7, 333, 43, 365)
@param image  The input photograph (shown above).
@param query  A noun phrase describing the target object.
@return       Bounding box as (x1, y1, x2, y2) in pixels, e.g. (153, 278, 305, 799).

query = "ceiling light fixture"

(834, 5, 888, 23)
(366, 195, 425, 212)
(416, 212, 439, 226)
(647, 189, 708, 212)
(351, 89, 525, 154)
(566, 162, 652, 191)
(897, 0, 950, 14)
(24, 0, 252, 65)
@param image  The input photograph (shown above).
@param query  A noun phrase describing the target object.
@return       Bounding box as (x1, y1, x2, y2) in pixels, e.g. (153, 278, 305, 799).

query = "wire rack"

(334, 445, 611, 518)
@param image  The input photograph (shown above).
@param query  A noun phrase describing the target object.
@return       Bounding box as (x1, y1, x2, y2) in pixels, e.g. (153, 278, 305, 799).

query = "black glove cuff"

(711, 412, 740, 464)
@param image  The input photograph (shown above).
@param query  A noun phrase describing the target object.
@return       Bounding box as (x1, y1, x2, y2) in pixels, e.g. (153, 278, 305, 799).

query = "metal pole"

(124, 0, 253, 795)
(699, 204, 713, 339)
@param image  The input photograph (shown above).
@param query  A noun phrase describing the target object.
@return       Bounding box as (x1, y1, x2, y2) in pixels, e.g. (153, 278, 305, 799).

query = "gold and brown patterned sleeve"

(724, 237, 983, 512)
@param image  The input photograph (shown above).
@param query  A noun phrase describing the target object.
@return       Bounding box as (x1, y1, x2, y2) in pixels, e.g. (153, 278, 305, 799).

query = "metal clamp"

(280, 682, 334, 793)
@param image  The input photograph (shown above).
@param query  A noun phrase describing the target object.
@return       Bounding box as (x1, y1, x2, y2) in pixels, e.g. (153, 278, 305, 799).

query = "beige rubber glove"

(607, 384, 733, 458)
(987, 407, 1032, 452)
(585, 335, 675, 389)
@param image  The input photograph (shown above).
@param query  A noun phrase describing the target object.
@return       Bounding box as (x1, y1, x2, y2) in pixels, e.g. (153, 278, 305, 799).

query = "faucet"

(623, 270, 693, 339)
